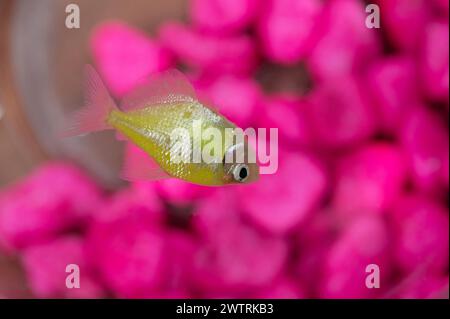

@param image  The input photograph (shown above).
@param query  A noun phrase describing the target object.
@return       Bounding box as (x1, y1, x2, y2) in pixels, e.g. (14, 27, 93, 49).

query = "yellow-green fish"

(65, 66, 259, 186)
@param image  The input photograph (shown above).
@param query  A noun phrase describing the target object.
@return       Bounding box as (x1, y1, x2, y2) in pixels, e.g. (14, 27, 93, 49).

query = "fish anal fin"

(115, 131, 128, 141)
(120, 143, 170, 182)
(120, 69, 197, 112)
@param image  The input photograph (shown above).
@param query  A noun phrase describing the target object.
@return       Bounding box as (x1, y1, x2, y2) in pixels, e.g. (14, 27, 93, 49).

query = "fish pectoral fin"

(115, 131, 128, 141)
(120, 143, 170, 182)
(119, 69, 197, 111)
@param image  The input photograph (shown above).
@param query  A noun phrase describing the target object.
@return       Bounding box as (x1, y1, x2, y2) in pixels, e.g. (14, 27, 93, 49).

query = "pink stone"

(158, 22, 257, 75)
(306, 76, 376, 148)
(257, 0, 322, 64)
(86, 200, 168, 298)
(442, 150, 449, 187)
(163, 231, 198, 294)
(190, 0, 258, 34)
(420, 21, 449, 102)
(294, 210, 337, 296)
(65, 276, 106, 299)
(90, 21, 173, 97)
(137, 231, 198, 298)
(377, 0, 431, 52)
(92, 185, 163, 224)
(192, 190, 288, 292)
(200, 75, 261, 128)
(308, 0, 380, 80)
(238, 151, 327, 234)
(192, 190, 243, 241)
(254, 277, 307, 299)
(0, 163, 102, 250)
(333, 143, 407, 217)
(366, 56, 420, 132)
(319, 216, 390, 298)
(22, 237, 104, 298)
(400, 106, 449, 192)
(394, 275, 449, 299)
(432, 0, 449, 13)
(257, 95, 312, 148)
(391, 195, 449, 275)
(136, 179, 215, 206)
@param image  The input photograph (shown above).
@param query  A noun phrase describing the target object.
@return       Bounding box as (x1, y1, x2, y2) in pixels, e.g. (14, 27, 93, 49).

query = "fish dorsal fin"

(120, 69, 197, 111)
(196, 91, 221, 115)
(120, 143, 171, 182)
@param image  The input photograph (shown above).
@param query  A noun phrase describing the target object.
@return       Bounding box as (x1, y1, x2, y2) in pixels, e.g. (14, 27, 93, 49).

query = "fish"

(64, 65, 259, 186)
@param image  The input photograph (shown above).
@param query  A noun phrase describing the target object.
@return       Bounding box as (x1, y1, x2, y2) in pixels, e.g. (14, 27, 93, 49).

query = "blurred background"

(0, 0, 448, 298)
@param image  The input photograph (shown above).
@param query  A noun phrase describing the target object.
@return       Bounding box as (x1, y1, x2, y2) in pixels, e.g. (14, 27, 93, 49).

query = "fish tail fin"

(62, 65, 118, 137)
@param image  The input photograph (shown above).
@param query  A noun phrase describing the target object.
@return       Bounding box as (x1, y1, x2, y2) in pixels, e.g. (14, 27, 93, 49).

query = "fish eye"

(233, 164, 249, 183)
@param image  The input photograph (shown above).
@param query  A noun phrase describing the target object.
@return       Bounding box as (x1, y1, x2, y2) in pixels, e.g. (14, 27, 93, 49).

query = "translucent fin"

(115, 131, 128, 141)
(120, 69, 197, 111)
(120, 143, 170, 182)
(197, 93, 220, 114)
(62, 65, 117, 137)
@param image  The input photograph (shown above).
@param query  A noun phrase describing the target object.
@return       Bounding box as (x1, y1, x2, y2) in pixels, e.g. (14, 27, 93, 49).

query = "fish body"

(108, 102, 236, 185)
(65, 66, 259, 186)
